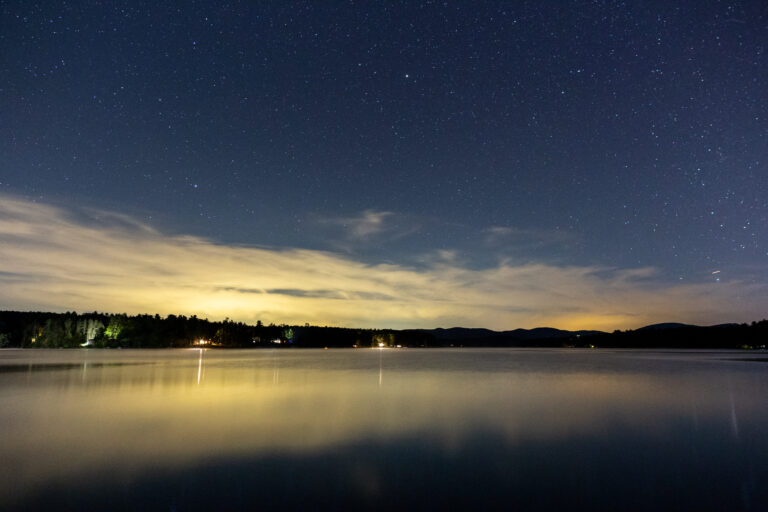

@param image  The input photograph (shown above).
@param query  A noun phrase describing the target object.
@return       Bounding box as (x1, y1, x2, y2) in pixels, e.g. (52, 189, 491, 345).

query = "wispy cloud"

(316, 209, 419, 242)
(346, 210, 393, 238)
(0, 195, 765, 331)
(484, 226, 519, 241)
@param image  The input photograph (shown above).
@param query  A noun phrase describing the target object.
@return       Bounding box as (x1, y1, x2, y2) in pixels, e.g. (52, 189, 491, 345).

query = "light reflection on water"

(0, 348, 767, 510)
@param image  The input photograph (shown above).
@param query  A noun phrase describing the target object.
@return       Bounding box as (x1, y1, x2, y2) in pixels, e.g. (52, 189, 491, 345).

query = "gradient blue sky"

(1, 1, 766, 329)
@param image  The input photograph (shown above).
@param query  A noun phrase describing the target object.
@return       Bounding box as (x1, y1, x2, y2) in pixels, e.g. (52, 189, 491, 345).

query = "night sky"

(1, 1, 766, 330)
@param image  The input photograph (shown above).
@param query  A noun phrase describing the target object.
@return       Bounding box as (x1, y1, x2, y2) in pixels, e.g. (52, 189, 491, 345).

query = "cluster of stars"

(0, 1, 764, 285)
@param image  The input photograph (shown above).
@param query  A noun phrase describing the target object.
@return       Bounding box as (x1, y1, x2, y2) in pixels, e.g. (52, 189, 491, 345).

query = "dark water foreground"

(0, 348, 766, 511)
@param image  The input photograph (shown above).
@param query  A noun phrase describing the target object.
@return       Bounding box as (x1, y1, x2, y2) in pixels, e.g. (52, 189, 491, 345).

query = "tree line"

(0, 310, 435, 349)
(1, 310, 766, 349)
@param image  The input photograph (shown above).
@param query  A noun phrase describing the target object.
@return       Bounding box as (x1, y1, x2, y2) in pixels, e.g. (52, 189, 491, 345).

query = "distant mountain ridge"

(429, 322, 747, 340)
(428, 326, 603, 339)
(422, 326, 605, 346)
(421, 321, 767, 349)
(636, 322, 694, 331)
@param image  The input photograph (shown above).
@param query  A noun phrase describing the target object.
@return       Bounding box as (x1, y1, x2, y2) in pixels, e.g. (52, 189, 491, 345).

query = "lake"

(1, 348, 767, 510)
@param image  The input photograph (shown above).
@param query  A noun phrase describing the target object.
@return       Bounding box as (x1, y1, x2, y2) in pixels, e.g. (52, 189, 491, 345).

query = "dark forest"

(1, 310, 766, 350)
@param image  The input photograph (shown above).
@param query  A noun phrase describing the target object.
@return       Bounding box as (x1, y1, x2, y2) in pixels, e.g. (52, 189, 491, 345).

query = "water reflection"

(0, 349, 767, 510)
(272, 348, 279, 385)
(196, 348, 203, 385)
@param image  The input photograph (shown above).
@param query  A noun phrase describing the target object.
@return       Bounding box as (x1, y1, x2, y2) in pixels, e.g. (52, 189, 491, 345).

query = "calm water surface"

(1, 348, 767, 511)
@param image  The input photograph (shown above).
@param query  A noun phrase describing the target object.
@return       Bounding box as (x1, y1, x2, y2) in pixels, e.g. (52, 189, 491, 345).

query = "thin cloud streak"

(316, 209, 395, 239)
(0, 195, 764, 331)
(345, 209, 393, 238)
(316, 209, 420, 243)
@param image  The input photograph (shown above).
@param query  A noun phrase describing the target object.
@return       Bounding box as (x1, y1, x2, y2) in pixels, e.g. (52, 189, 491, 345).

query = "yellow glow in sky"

(0, 195, 765, 330)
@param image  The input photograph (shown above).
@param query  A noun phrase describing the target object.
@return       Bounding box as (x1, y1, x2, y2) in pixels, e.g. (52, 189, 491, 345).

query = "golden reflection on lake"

(1, 348, 767, 510)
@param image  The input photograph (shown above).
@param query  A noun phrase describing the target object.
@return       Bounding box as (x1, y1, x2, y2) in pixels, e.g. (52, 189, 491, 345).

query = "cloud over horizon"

(0, 195, 765, 331)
